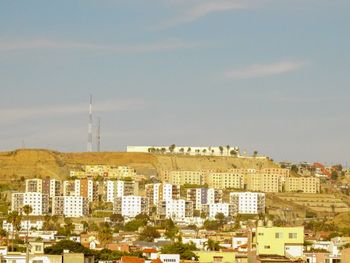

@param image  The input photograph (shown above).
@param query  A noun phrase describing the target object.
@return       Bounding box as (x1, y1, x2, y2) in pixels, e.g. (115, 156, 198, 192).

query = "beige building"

(168, 171, 205, 186)
(245, 173, 284, 193)
(285, 177, 320, 193)
(206, 172, 244, 189)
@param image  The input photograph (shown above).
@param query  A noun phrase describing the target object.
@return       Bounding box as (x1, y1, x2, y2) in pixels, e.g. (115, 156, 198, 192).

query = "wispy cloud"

(225, 60, 306, 79)
(0, 99, 150, 123)
(0, 38, 197, 53)
(156, 0, 247, 29)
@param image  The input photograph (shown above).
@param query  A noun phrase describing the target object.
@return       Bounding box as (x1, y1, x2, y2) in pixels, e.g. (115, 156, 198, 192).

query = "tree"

(291, 165, 298, 174)
(203, 220, 220, 231)
(45, 240, 92, 255)
(230, 149, 237, 157)
(226, 145, 230, 156)
(219, 146, 224, 155)
(139, 226, 160, 242)
(98, 225, 113, 248)
(22, 204, 32, 255)
(7, 211, 22, 251)
(179, 148, 185, 154)
(331, 171, 338, 181)
(163, 219, 179, 240)
(205, 238, 221, 251)
(253, 150, 258, 157)
(63, 218, 74, 237)
(215, 212, 226, 226)
(124, 219, 146, 232)
(161, 242, 198, 260)
(187, 147, 191, 154)
(169, 144, 176, 153)
(110, 214, 124, 225)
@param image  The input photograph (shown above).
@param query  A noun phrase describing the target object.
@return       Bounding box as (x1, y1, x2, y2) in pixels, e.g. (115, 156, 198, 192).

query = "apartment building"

(49, 179, 62, 198)
(80, 165, 137, 179)
(245, 173, 284, 193)
(202, 203, 234, 219)
(168, 171, 205, 186)
(63, 179, 98, 202)
(145, 183, 180, 209)
(158, 199, 193, 220)
(113, 196, 148, 218)
(285, 177, 320, 193)
(186, 188, 222, 210)
(52, 196, 89, 218)
(229, 192, 265, 214)
(256, 224, 304, 257)
(105, 180, 138, 202)
(11, 192, 49, 216)
(25, 179, 43, 193)
(261, 168, 290, 177)
(206, 172, 244, 189)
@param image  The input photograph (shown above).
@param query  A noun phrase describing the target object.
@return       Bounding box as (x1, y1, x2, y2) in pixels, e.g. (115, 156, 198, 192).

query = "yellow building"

(284, 177, 320, 193)
(168, 171, 205, 185)
(195, 251, 235, 263)
(206, 172, 244, 189)
(245, 173, 284, 193)
(256, 225, 304, 257)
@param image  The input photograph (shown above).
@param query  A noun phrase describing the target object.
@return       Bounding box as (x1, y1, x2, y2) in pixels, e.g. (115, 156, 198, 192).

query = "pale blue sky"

(0, 0, 349, 165)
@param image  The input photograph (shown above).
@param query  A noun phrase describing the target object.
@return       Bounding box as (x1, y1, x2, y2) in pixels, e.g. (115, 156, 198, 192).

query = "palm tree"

(253, 150, 258, 157)
(187, 147, 191, 155)
(205, 238, 221, 251)
(219, 146, 224, 156)
(226, 145, 230, 156)
(7, 211, 22, 251)
(22, 205, 32, 263)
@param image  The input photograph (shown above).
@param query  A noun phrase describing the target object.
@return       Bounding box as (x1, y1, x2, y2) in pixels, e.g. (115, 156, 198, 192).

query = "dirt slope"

(0, 149, 276, 181)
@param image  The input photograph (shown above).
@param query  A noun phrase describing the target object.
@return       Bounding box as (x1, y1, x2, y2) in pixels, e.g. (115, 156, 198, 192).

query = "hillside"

(0, 149, 276, 182)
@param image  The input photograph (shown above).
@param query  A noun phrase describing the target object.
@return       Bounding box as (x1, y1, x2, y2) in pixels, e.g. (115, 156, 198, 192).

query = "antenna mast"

(87, 95, 93, 152)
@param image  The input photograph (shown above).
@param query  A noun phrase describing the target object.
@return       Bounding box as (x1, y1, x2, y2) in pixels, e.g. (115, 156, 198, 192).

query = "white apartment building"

(145, 183, 180, 207)
(113, 195, 148, 218)
(52, 196, 89, 218)
(186, 188, 222, 210)
(158, 199, 193, 220)
(11, 192, 48, 216)
(203, 203, 234, 219)
(229, 192, 265, 214)
(105, 180, 138, 203)
(49, 179, 62, 198)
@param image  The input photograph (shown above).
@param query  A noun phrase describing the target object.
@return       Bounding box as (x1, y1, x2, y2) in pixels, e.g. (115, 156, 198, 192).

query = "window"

(264, 245, 270, 249)
(275, 232, 283, 238)
(289, 233, 297, 239)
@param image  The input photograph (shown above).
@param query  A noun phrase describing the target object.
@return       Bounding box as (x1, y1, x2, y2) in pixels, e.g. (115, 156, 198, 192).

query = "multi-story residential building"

(285, 177, 320, 193)
(11, 192, 49, 215)
(63, 180, 75, 196)
(229, 192, 265, 214)
(158, 199, 193, 220)
(168, 171, 205, 186)
(145, 183, 180, 209)
(186, 188, 222, 210)
(25, 179, 43, 193)
(52, 196, 89, 218)
(245, 173, 284, 193)
(206, 172, 245, 189)
(105, 180, 138, 203)
(260, 168, 290, 177)
(113, 196, 148, 218)
(49, 179, 62, 198)
(256, 224, 304, 257)
(63, 179, 98, 202)
(202, 203, 234, 219)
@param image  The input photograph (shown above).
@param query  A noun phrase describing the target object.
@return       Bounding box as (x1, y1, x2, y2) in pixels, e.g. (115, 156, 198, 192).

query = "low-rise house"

(195, 251, 235, 263)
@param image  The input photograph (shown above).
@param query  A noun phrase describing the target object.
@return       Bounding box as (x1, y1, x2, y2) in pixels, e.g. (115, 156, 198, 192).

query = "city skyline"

(0, 0, 349, 164)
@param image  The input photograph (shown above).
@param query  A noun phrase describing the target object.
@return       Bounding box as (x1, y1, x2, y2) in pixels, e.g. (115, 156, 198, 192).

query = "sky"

(0, 0, 349, 165)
